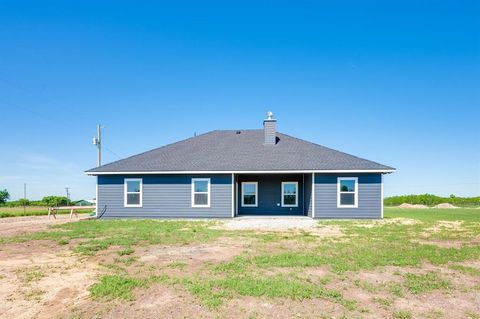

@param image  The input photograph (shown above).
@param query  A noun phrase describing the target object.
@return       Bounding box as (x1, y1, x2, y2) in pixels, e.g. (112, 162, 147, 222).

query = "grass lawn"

(0, 206, 94, 218)
(1, 207, 479, 318)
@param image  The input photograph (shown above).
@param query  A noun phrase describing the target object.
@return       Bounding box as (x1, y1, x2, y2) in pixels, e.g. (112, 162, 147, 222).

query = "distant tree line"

(0, 192, 72, 208)
(384, 194, 480, 207)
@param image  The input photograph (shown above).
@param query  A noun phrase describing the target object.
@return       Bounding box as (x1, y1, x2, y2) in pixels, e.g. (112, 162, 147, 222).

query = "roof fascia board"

(86, 169, 396, 175)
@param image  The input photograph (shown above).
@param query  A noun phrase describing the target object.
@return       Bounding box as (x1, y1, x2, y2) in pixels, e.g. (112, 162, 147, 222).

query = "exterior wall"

(97, 174, 232, 218)
(304, 173, 313, 217)
(314, 173, 382, 219)
(237, 174, 304, 215)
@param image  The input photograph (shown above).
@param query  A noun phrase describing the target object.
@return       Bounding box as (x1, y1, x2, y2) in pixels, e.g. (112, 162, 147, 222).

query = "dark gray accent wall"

(97, 174, 232, 218)
(237, 174, 304, 215)
(314, 173, 382, 219)
(304, 173, 313, 217)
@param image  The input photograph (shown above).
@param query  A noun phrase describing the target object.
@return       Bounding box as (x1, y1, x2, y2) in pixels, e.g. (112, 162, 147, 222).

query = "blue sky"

(0, 0, 479, 200)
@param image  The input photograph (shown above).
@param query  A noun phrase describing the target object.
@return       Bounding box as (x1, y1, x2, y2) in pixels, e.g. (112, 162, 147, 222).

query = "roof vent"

(263, 111, 277, 145)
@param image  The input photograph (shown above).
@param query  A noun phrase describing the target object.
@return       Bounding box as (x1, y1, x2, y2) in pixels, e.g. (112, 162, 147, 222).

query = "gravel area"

(221, 216, 318, 230)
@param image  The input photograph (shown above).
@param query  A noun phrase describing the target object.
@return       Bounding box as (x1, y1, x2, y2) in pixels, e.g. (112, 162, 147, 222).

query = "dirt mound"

(434, 203, 458, 209)
(398, 203, 429, 209)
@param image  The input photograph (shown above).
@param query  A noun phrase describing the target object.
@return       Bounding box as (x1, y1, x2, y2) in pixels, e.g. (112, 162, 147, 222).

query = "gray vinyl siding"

(97, 174, 232, 218)
(314, 173, 382, 219)
(237, 174, 304, 215)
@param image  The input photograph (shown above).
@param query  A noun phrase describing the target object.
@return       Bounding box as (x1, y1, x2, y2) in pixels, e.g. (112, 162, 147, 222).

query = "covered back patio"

(234, 173, 313, 217)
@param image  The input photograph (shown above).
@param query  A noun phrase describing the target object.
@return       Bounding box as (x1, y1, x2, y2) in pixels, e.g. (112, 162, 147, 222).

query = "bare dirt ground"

(0, 215, 479, 319)
(0, 214, 91, 237)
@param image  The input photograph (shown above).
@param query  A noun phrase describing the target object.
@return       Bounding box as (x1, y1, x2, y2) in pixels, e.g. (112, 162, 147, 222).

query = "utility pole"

(93, 124, 102, 167)
(65, 187, 70, 202)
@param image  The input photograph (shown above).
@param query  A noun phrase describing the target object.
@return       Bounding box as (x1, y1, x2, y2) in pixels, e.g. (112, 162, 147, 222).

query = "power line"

(104, 146, 122, 159)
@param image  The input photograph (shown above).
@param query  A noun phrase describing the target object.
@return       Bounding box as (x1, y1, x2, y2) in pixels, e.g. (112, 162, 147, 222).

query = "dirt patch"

(415, 239, 471, 248)
(393, 290, 479, 319)
(398, 203, 429, 209)
(0, 241, 98, 319)
(353, 268, 404, 284)
(353, 218, 419, 228)
(303, 266, 331, 278)
(311, 225, 344, 237)
(424, 220, 465, 235)
(80, 285, 216, 319)
(0, 213, 91, 237)
(139, 237, 248, 267)
(435, 203, 459, 209)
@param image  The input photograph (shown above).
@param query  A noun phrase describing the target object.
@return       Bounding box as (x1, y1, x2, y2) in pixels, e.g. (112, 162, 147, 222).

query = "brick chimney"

(263, 111, 277, 145)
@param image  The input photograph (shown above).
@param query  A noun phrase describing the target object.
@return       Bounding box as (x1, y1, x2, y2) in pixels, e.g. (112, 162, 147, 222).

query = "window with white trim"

(338, 177, 358, 208)
(124, 178, 142, 207)
(192, 178, 210, 207)
(281, 182, 298, 207)
(241, 182, 258, 207)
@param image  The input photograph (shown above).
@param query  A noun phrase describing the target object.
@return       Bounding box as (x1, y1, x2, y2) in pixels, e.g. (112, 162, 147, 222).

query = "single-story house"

(85, 113, 395, 219)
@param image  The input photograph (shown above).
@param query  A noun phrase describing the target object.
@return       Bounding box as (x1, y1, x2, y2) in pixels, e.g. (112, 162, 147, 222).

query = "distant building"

(74, 199, 94, 206)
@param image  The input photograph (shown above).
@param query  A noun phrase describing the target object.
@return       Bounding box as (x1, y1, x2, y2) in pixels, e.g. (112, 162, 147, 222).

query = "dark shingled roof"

(86, 130, 394, 173)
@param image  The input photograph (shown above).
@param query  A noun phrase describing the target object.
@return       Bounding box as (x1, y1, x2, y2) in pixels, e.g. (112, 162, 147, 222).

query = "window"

(281, 182, 298, 207)
(192, 178, 210, 207)
(124, 178, 142, 207)
(338, 177, 358, 208)
(241, 182, 258, 207)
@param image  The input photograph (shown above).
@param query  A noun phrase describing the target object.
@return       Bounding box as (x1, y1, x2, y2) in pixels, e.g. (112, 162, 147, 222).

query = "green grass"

(2, 219, 225, 254)
(0, 206, 94, 218)
(90, 275, 149, 300)
(3, 207, 480, 314)
(183, 274, 354, 309)
(403, 271, 451, 294)
(372, 296, 393, 308)
(449, 264, 480, 276)
(393, 310, 412, 319)
(167, 261, 187, 270)
(90, 274, 170, 300)
(384, 207, 480, 222)
(114, 256, 139, 266)
(117, 247, 135, 256)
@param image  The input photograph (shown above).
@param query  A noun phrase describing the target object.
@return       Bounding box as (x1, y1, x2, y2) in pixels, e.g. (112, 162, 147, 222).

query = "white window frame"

(337, 177, 358, 208)
(241, 182, 258, 207)
(281, 181, 298, 207)
(124, 178, 143, 207)
(191, 178, 211, 208)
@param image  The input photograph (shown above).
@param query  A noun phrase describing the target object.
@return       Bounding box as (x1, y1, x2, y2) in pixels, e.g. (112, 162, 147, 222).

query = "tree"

(18, 198, 30, 206)
(0, 189, 9, 204)
(41, 196, 70, 207)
